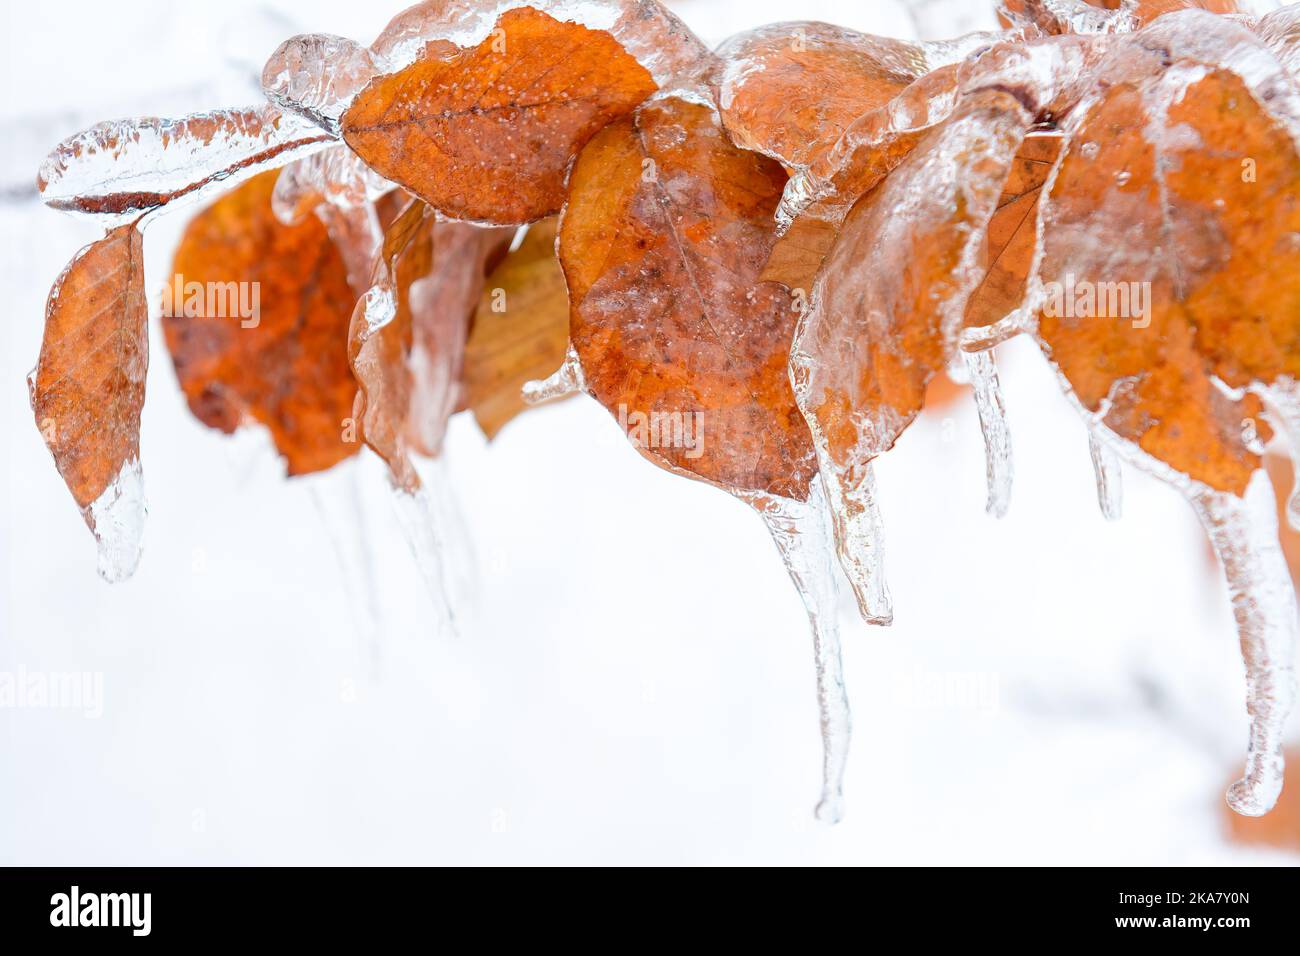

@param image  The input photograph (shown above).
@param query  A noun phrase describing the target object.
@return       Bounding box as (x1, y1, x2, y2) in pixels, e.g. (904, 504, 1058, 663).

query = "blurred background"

(2, 0, 1298, 865)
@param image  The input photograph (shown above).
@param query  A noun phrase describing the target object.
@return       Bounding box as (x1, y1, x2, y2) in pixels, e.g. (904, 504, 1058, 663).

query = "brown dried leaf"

(342, 6, 657, 225)
(351, 200, 512, 489)
(31, 223, 147, 516)
(463, 217, 570, 438)
(561, 95, 817, 500)
(164, 170, 359, 476)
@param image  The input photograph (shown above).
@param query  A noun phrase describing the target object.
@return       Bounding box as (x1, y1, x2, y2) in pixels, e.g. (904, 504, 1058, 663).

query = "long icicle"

(963, 349, 1013, 518)
(741, 476, 852, 824)
(1190, 469, 1298, 816)
(1088, 430, 1123, 521)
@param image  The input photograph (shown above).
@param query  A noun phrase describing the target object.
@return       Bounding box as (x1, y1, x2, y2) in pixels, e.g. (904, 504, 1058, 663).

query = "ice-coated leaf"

(716, 22, 932, 169)
(1030, 56, 1300, 494)
(163, 170, 359, 476)
(30, 222, 148, 581)
(791, 89, 1033, 618)
(37, 105, 332, 227)
(341, 6, 658, 225)
(962, 133, 1063, 335)
(351, 200, 512, 490)
(561, 94, 818, 500)
(462, 217, 571, 438)
(367, 0, 713, 88)
(1253, 4, 1300, 78)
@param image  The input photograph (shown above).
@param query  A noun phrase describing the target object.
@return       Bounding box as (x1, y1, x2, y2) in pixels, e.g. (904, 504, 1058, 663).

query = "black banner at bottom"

(0, 866, 1292, 941)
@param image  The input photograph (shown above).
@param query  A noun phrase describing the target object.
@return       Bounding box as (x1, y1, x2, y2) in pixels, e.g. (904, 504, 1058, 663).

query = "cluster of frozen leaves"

(28, 0, 1300, 823)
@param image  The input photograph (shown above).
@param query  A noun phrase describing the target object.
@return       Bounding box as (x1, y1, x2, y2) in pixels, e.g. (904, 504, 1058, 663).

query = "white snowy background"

(2, 0, 1298, 865)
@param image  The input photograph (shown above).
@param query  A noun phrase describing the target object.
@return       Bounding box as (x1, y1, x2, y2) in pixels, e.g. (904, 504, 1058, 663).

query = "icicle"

(522, 343, 585, 405)
(963, 349, 1013, 519)
(1260, 380, 1300, 532)
(1190, 470, 1298, 816)
(819, 460, 893, 626)
(309, 462, 382, 674)
(739, 476, 851, 824)
(1088, 430, 1123, 521)
(389, 481, 457, 638)
(86, 458, 146, 583)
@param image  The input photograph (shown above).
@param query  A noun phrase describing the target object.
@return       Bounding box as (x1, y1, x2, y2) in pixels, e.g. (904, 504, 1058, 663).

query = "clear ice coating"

(964, 350, 1013, 518)
(262, 34, 379, 136)
(272, 146, 393, 224)
(1087, 430, 1123, 521)
(85, 458, 146, 584)
(522, 343, 586, 405)
(37, 105, 332, 226)
(1260, 380, 1300, 532)
(740, 477, 851, 824)
(1190, 470, 1297, 816)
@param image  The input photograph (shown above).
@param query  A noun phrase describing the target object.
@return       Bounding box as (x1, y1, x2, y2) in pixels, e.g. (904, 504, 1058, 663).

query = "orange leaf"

(963, 134, 1063, 332)
(342, 6, 657, 225)
(1032, 66, 1300, 493)
(561, 95, 817, 500)
(463, 217, 570, 439)
(164, 170, 359, 476)
(31, 223, 147, 533)
(717, 22, 930, 169)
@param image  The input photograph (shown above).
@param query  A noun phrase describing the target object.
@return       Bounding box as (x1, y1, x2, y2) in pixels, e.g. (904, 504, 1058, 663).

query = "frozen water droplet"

(740, 476, 851, 824)
(1115, 169, 1131, 186)
(522, 342, 585, 405)
(964, 350, 1013, 518)
(1080, 141, 1099, 160)
(1191, 470, 1297, 817)
(1088, 430, 1123, 521)
(86, 458, 146, 583)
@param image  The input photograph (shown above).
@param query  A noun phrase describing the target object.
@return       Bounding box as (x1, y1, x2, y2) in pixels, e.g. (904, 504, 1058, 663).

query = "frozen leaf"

(368, 0, 712, 88)
(963, 133, 1063, 334)
(351, 200, 511, 489)
(38, 105, 332, 227)
(463, 217, 570, 438)
(561, 94, 817, 500)
(30, 222, 147, 581)
(791, 89, 1033, 617)
(164, 170, 358, 476)
(1030, 66, 1300, 493)
(763, 63, 963, 293)
(716, 22, 931, 169)
(341, 6, 657, 225)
